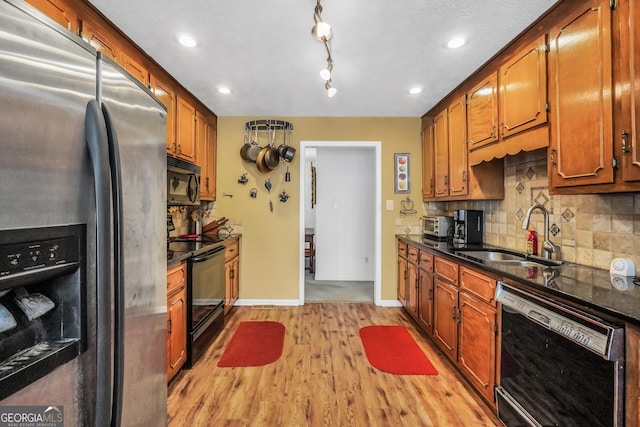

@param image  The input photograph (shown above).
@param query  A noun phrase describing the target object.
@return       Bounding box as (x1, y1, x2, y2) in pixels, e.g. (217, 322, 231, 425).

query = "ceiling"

(87, 0, 558, 117)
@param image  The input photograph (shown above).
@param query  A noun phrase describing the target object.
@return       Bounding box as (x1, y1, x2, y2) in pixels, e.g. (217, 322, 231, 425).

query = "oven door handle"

(191, 247, 225, 263)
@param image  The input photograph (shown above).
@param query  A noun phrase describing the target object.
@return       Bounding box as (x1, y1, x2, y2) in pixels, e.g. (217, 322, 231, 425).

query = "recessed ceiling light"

(217, 87, 232, 94)
(447, 37, 466, 49)
(177, 33, 197, 48)
(409, 87, 423, 95)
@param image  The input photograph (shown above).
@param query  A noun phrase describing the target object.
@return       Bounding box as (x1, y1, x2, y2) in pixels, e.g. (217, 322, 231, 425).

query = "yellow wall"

(216, 117, 422, 302)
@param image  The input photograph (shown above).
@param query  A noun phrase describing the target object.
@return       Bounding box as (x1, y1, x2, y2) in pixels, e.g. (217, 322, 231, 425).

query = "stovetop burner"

(167, 235, 226, 262)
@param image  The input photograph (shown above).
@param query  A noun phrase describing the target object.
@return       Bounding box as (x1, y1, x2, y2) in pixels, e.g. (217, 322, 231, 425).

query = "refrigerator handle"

(85, 100, 113, 427)
(102, 103, 125, 427)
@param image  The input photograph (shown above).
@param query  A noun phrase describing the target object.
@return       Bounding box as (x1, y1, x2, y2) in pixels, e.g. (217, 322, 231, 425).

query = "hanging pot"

(247, 127, 261, 162)
(256, 145, 272, 173)
(264, 127, 280, 169)
(278, 129, 296, 162)
(240, 129, 251, 161)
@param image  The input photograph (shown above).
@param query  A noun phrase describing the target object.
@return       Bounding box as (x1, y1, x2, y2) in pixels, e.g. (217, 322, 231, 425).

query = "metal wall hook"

(222, 192, 234, 198)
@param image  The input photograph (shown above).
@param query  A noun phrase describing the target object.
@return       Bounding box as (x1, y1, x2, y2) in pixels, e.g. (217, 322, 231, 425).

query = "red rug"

(359, 326, 438, 375)
(217, 321, 285, 367)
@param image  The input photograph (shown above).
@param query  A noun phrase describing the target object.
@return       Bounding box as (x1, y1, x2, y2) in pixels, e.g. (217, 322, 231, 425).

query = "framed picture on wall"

(394, 153, 410, 193)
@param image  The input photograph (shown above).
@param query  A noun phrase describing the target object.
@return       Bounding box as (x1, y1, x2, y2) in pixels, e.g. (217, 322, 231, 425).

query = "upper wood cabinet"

(422, 120, 435, 200)
(499, 34, 548, 139)
(433, 109, 449, 198)
(467, 72, 499, 153)
(120, 50, 149, 87)
(548, 0, 614, 190)
(468, 35, 549, 166)
(617, 0, 640, 183)
(201, 121, 217, 200)
(24, 0, 77, 33)
(80, 19, 119, 61)
(175, 96, 197, 163)
(150, 75, 177, 153)
(448, 96, 468, 198)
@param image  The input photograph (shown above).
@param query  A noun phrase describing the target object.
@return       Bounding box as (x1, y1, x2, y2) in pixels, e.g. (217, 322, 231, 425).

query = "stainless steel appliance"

(186, 245, 225, 368)
(0, 1, 167, 425)
(495, 281, 624, 427)
(167, 155, 201, 206)
(453, 209, 483, 245)
(421, 216, 453, 240)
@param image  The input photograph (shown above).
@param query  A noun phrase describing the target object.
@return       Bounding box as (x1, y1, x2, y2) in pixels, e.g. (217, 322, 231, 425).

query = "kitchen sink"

(455, 248, 562, 267)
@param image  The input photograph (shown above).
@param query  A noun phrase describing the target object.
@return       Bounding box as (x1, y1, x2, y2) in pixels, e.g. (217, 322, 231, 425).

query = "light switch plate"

(386, 200, 394, 211)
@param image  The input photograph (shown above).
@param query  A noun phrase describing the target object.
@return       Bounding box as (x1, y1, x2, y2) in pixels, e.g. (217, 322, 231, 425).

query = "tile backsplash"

(424, 149, 640, 272)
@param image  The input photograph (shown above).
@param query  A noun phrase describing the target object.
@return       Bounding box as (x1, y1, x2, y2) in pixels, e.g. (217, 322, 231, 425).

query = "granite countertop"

(167, 234, 241, 267)
(397, 234, 640, 326)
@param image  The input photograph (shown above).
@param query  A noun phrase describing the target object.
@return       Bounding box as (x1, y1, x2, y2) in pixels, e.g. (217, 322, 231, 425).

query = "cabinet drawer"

(398, 241, 408, 258)
(419, 250, 434, 272)
(460, 266, 497, 304)
(225, 240, 239, 262)
(167, 261, 186, 294)
(435, 256, 458, 284)
(407, 245, 419, 263)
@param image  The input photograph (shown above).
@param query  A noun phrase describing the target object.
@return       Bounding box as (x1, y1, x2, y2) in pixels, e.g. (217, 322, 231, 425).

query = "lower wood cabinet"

(397, 241, 408, 306)
(626, 324, 640, 426)
(398, 239, 499, 406)
(224, 239, 240, 314)
(167, 261, 187, 382)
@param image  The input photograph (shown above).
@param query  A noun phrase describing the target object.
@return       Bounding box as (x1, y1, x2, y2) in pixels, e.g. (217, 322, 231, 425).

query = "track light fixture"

(311, 0, 337, 97)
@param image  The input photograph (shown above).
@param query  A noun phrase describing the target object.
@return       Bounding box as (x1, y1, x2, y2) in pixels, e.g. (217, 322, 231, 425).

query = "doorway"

(298, 141, 382, 304)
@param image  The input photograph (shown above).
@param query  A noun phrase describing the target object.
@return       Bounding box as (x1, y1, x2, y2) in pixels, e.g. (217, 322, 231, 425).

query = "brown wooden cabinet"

(175, 96, 197, 163)
(468, 34, 549, 166)
(405, 245, 420, 319)
(224, 239, 240, 314)
(548, 0, 614, 190)
(196, 114, 217, 201)
(150, 74, 177, 154)
(433, 277, 458, 361)
(120, 50, 149, 87)
(448, 96, 468, 198)
(433, 109, 449, 198)
(397, 241, 408, 306)
(457, 266, 497, 404)
(417, 250, 434, 335)
(24, 0, 77, 33)
(167, 261, 187, 382)
(626, 323, 640, 426)
(80, 19, 119, 61)
(467, 72, 499, 154)
(422, 119, 435, 200)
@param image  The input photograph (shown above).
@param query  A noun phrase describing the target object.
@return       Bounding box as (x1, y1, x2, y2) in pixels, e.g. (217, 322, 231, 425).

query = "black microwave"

(167, 155, 200, 206)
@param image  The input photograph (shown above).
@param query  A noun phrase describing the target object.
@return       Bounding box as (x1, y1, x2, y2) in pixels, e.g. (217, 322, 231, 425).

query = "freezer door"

(98, 57, 168, 426)
(0, 1, 98, 426)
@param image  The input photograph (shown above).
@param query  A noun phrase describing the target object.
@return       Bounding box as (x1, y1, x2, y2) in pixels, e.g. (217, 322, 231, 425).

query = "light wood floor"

(167, 303, 500, 426)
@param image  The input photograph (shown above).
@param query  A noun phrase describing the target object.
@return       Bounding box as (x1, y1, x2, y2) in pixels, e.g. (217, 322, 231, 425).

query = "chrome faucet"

(522, 205, 559, 260)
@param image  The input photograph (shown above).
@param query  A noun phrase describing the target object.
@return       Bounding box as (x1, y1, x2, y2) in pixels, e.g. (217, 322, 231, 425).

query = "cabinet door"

(467, 72, 499, 151)
(448, 96, 468, 197)
(458, 292, 496, 403)
(195, 110, 207, 169)
(548, 0, 614, 188)
(120, 51, 149, 87)
(418, 269, 434, 335)
(25, 0, 77, 32)
(201, 121, 217, 200)
(176, 97, 196, 162)
(433, 109, 449, 197)
(620, 0, 640, 182)
(499, 34, 548, 139)
(150, 75, 177, 154)
(422, 121, 435, 200)
(232, 257, 239, 302)
(167, 286, 186, 381)
(406, 261, 419, 319)
(224, 256, 239, 314)
(397, 256, 407, 305)
(80, 20, 119, 61)
(433, 278, 458, 361)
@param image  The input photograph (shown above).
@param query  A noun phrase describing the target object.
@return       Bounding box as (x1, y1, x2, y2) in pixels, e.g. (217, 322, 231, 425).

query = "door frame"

(298, 141, 382, 305)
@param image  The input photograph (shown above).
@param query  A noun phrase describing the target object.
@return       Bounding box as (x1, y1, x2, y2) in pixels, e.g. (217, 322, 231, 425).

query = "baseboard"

(235, 299, 403, 307)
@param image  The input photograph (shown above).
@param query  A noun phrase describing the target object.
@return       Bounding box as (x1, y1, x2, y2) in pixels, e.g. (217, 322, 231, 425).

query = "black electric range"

(167, 235, 226, 262)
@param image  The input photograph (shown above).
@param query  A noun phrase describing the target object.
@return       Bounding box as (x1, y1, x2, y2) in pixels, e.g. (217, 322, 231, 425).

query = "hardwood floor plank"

(167, 304, 499, 426)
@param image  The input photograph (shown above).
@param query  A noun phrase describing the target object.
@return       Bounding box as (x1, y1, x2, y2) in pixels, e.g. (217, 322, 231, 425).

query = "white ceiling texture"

(88, 0, 558, 117)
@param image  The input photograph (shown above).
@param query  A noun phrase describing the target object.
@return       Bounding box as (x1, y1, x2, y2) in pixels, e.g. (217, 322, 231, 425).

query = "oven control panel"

(496, 283, 617, 358)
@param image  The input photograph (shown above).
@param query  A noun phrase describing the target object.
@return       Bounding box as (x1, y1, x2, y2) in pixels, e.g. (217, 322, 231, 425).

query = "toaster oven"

(422, 216, 453, 239)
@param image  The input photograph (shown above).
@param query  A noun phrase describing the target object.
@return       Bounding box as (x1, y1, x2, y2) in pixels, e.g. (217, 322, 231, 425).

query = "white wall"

(314, 147, 375, 281)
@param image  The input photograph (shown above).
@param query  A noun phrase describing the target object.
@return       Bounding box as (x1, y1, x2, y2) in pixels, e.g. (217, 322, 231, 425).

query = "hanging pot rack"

(244, 119, 293, 132)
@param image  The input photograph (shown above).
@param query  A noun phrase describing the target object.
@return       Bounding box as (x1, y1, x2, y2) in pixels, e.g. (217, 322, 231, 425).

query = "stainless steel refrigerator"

(0, 0, 167, 425)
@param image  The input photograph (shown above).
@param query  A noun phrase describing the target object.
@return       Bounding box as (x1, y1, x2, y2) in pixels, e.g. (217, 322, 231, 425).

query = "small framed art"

(394, 153, 410, 193)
